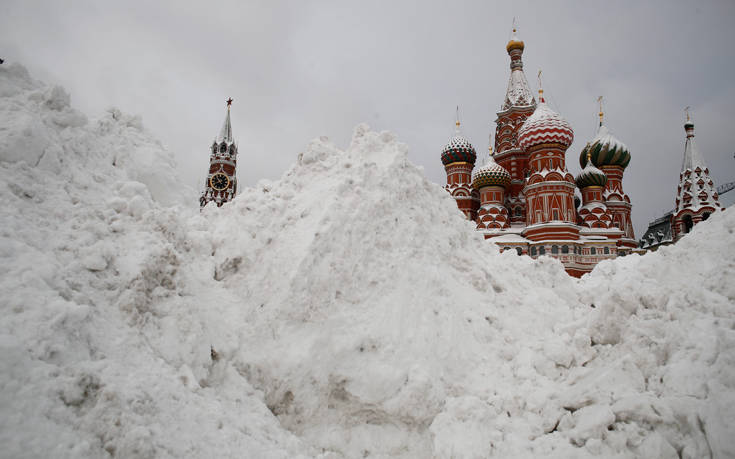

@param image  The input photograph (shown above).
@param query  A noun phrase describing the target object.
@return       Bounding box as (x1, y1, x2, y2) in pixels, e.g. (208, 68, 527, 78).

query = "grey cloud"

(2, 0, 734, 237)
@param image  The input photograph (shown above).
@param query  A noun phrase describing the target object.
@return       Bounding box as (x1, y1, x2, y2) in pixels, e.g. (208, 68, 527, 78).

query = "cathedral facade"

(442, 30, 636, 277)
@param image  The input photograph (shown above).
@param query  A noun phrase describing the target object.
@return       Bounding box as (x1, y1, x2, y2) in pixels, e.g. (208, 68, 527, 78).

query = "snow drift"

(1, 63, 733, 458)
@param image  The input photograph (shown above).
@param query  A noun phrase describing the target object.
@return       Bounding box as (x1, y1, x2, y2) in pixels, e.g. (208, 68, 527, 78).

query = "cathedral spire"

(501, 21, 535, 110)
(680, 109, 706, 173)
(537, 69, 545, 103)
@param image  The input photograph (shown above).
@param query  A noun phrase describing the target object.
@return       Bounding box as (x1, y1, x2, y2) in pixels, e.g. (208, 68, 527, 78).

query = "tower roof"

(576, 152, 608, 189)
(579, 124, 630, 169)
(579, 100, 630, 169)
(680, 120, 707, 173)
(675, 115, 721, 213)
(518, 101, 574, 151)
(506, 27, 525, 53)
(216, 99, 234, 145)
(472, 148, 511, 190)
(441, 114, 477, 166)
(501, 25, 535, 110)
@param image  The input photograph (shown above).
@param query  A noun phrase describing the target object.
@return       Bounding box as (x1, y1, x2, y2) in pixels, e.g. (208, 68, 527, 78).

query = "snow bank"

(1, 63, 733, 458)
(0, 64, 307, 459)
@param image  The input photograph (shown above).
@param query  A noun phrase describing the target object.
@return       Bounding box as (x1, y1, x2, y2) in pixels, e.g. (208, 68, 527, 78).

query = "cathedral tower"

(518, 83, 578, 242)
(200, 99, 238, 208)
(671, 111, 721, 240)
(494, 25, 537, 224)
(472, 143, 512, 231)
(578, 100, 635, 252)
(442, 114, 480, 220)
(575, 151, 614, 228)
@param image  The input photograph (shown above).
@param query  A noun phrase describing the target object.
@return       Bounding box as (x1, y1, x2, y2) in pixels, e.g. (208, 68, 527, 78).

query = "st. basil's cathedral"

(441, 28, 637, 277)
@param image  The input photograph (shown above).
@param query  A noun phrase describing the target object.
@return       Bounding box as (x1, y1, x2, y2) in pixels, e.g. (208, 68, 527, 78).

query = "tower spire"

(537, 69, 545, 103)
(501, 19, 534, 110)
(455, 105, 461, 133)
(217, 98, 234, 144)
(598, 96, 604, 126)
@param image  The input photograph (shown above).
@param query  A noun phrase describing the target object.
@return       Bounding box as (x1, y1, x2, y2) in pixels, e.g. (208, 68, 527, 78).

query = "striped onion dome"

(472, 155, 511, 190)
(517, 102, 574, 151)
(441, 134, 477, 166)
(575, 154, 608, 189)
(579, 124, 630, 169)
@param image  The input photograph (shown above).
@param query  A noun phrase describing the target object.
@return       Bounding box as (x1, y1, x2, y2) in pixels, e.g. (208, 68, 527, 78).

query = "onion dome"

(518, 101, 574, 151)
(576, 151, 608, 188)
(472, 152, 511, 190)
(506, 26, 525, 53)
(578, 124, 630, 169)
(441, 120, 477, 166)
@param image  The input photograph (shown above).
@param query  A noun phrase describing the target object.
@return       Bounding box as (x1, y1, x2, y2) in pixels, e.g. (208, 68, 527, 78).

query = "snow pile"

(1, 63, 734, 458)
(0, 63, 307, 458)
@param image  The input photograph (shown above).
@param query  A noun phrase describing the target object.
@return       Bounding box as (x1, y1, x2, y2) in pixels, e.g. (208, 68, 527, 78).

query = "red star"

(226, 98, 233, 107)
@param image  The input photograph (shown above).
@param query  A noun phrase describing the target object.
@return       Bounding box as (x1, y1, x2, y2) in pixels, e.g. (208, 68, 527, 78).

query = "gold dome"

(506, 28, 524, 53)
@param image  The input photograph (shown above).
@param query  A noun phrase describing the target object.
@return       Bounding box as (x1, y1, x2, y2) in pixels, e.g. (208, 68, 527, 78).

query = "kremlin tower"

(671, 111, 722, 240)
(200, 99, 238, 208)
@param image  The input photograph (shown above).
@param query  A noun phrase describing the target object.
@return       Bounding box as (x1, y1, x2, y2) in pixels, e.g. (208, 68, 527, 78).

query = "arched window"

(516, 247, 523, 256)
(702, 212, 710, 221)
(562, 245, 569, 254)
(604, 247, 610, 254)
(551, 245, 559, 254)
(530, 246, 537, 256)
(220, 143, 227, 153)
(683, 215, 694, 233)
(515, 207, 522, 217)
(504, 247, 511, 252)
(539, 246, 546, 255)
(591, 247, 597, 255)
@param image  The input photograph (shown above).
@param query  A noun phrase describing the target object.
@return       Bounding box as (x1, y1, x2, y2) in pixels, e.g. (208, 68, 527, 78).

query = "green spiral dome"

(575, 161, 608, 189)
(579, 124, 631, 169)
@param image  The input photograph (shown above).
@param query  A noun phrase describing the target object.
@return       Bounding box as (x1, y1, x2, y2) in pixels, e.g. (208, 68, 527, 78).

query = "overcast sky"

(3, 0, 735, 237)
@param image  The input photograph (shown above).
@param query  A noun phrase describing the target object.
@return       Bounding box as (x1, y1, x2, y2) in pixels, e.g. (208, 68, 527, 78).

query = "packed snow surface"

(1, 64, 734, 458)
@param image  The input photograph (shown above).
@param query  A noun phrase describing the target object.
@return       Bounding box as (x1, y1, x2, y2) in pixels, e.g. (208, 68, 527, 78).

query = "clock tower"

(200, 99, 238, 208)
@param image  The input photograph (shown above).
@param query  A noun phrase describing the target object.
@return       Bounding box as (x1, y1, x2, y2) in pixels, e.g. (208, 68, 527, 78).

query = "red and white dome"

(517, 102, 574, 151)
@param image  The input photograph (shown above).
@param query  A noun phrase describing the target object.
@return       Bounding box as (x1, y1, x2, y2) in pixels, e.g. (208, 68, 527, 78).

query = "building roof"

(579, 123, 630, 169)
(639, 210, 673, 249)
(216, 105, 234, 145)
(674, 120, 720, 214)
(518, 101, 574, 150)
(501, 27, 535, 111)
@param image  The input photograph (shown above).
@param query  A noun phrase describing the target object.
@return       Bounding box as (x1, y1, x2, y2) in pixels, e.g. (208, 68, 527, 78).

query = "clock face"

(210, 173, 230, 191)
